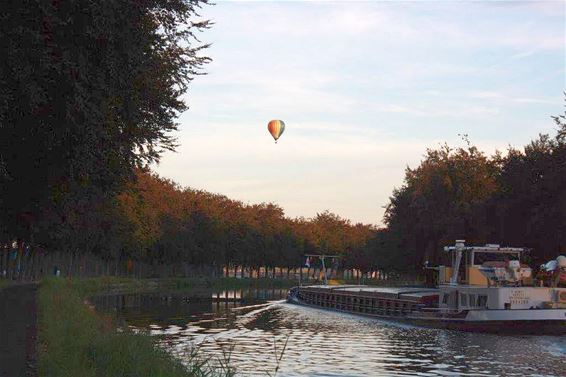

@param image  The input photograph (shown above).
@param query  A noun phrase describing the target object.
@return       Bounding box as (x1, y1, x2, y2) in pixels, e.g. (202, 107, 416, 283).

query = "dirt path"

(0, 284, 38, 377)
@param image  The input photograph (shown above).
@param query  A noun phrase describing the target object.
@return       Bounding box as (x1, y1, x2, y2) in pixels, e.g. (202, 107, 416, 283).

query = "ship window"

(468, 294, 476, 307)
(477, 295, 488, 308)
(449, 292, 458, 308)
(460, 293, 468, 307)
(442, 294, 449, 305)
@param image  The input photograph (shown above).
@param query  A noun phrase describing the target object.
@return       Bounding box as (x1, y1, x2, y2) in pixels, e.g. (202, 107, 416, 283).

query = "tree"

(0, 0, 211, 246)
(383, 144, 499, 270)
(488, 104, 566, 262)
(380, 97, 566, 272)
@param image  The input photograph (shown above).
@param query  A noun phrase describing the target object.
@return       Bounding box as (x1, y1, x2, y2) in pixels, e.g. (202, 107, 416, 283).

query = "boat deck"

(289, 284, 566, 334)
(300, 285, 439, 301)
(293, 285, 439, 317)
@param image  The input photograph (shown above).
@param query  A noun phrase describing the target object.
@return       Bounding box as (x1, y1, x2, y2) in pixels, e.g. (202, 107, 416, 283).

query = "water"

(93, 288, 566, 376)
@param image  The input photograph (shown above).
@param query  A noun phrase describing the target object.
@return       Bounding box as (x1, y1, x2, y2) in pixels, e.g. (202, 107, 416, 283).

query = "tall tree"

(381, 98, 566, 271)
(0, 0, 210, 246)
(489, 104, 566, 262)
(384, 144, 499, 270)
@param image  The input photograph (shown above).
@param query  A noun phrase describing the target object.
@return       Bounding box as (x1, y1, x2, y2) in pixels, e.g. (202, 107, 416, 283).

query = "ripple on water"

(94, 292, 566, 377)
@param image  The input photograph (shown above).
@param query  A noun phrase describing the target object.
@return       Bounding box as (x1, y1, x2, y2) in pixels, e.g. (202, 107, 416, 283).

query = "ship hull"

(404, 317, 566, 334)
(288, 287, 566, 335)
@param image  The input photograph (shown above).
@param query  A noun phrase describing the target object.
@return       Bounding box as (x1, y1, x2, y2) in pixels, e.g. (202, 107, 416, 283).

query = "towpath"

(0, 284, 37, 377)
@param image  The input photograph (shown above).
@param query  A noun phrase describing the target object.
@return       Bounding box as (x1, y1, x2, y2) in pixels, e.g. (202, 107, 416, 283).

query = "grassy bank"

(71, 276, 297, 296)
(0, 279, 9, 291)
(38, 278, 235, 377)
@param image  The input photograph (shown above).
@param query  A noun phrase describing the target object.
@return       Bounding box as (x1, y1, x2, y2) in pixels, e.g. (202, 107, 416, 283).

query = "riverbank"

(38, 278, 236, 377)
(70, 276, 297, 296)
(0, 279, 8, 291)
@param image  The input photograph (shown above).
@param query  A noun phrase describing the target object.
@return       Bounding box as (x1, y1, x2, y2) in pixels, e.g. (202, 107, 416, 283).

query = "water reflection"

(93, 289, 566, 376)
(91, 288, 287, 329)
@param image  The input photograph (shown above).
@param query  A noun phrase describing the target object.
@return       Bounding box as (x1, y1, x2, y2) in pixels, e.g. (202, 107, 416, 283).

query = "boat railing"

(297, 289, 423, 317)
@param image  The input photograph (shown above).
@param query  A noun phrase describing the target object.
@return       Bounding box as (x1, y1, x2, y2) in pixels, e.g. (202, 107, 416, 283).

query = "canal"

(92, 288, 566, 376)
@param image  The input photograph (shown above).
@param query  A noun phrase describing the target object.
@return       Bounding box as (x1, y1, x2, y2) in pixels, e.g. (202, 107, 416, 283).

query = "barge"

(287, 241, 566, 334)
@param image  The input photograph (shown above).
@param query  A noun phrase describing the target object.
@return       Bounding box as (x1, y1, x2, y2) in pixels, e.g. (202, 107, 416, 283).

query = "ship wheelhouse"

(436, 240, 566, 311)
(288, 240, 566, 334)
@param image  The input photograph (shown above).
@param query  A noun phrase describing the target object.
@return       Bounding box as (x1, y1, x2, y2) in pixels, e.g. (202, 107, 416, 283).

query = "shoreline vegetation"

(58, 275, 423, 297)
(2, 108, 564, 288)
(37, 275, 423, 377)
(72, 276, 298, 296)
(3, 108, 566, 287)
(38, 278, 237, 377)
(2, 1, 563, 376)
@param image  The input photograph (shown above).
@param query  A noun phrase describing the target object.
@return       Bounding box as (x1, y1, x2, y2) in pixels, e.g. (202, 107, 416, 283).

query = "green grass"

(0, 279, 9, 291)
(38, 277, 236, 377)
(71, 276, 297, 296)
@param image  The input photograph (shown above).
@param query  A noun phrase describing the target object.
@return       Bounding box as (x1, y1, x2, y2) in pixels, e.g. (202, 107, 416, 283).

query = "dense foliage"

(50, 106, 565, 273)
(0, 0, 210, 246)
(112, 171, 375, 270)
(1, 2, 564, 275)
(381, 106, 566, 271)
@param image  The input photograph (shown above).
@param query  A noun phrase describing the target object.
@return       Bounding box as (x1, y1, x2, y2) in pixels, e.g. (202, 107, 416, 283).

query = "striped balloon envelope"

(267, 120, 285, 143)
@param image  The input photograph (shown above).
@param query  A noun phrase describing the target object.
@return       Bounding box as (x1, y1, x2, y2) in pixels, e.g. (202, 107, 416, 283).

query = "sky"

(155, 0, 565, 226)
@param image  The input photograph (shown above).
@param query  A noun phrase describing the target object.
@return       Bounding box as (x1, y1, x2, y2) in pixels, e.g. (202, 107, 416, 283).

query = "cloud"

(469, 91, 504, 99)
(468, 91, 562, 106)
(209, 1, 564, 52)
(157, 1, 564, 224)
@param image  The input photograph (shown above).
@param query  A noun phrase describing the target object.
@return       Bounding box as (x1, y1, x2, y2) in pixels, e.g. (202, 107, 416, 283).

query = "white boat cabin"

(436, 240, 566, 311)
(439, 285, 564, 310)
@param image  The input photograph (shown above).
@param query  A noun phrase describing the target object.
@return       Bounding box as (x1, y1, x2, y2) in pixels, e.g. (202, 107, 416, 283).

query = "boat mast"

(304, 254, 341, 285)
(447, 240, 466, 285)
(443, 240, 527, 285)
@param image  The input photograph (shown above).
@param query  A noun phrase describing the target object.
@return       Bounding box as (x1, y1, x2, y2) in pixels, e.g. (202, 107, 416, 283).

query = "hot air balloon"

(267, 120, 285, 143)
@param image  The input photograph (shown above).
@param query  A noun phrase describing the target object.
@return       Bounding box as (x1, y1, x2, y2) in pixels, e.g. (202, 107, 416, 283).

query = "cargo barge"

(287, 241, 566, 334)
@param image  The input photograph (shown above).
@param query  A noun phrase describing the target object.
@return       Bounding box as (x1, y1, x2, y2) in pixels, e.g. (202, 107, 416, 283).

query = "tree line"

(380, 106, 566, 272)
(0, 0, 376, 277)
(4, 110, 564, 276)
(1, 1, 564, 277)
(112, 171, 376, 271)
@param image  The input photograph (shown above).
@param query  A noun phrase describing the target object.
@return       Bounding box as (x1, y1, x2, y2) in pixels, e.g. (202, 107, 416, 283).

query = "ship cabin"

(436, 240, 566, 311)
